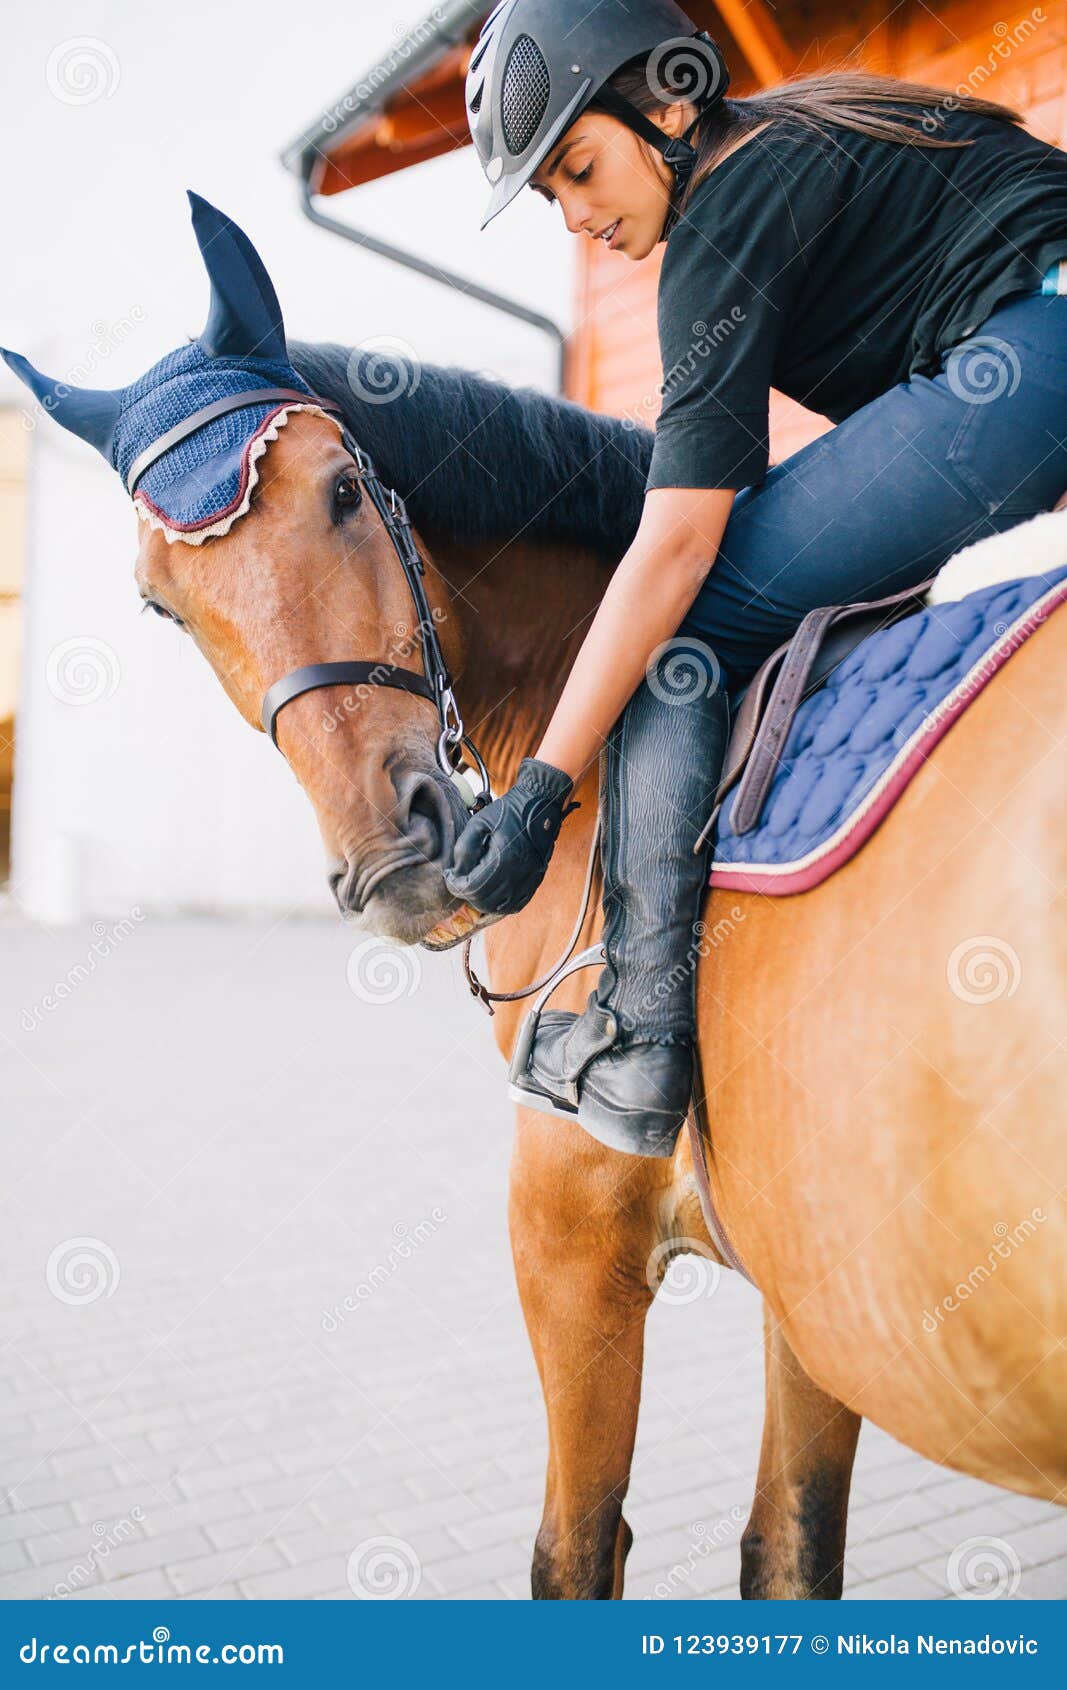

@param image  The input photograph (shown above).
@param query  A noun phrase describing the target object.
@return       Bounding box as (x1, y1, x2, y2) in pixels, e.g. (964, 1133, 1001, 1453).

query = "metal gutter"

(281, 1, 568, 391)
(297, 174, 566, 390)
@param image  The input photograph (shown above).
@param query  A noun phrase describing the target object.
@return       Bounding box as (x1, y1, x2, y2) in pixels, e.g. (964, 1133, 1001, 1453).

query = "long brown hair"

(589, 65, 1025, 217)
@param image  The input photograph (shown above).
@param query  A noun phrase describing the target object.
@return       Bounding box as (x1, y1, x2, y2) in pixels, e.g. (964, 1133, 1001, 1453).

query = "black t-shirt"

(646, 104, 1067, 492)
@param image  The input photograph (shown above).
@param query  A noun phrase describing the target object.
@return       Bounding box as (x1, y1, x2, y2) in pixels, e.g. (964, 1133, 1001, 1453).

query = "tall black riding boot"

(508, 642, 729, 1157)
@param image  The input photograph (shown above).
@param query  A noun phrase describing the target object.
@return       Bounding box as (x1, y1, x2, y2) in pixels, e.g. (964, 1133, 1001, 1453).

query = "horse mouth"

(419, 900, 497, 952)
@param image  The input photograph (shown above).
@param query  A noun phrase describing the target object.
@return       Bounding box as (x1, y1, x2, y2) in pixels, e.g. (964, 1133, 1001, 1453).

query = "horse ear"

(188, 191, 288, 363)
(0, 347, 122, 461)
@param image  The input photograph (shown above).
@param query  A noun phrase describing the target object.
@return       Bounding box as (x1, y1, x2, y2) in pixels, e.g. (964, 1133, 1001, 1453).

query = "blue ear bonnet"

(113, 342, 330, 541)
(1, 192, 341, 544)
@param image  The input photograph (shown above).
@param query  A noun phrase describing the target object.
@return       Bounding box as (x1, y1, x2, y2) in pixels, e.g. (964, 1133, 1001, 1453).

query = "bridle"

(127, 384, 492, 805)
(128, 386, 597, 1012)
(128, 383, 596, 999)
(127, 383, 747, 1274)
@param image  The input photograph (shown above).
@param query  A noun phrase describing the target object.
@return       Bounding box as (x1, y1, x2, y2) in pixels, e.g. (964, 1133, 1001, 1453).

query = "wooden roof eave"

(284, 1, 802, 197)
(279, 0, 486, 187)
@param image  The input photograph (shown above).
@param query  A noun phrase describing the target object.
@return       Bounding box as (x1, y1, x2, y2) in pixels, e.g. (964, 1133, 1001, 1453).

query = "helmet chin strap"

(591, 83, 704, 240)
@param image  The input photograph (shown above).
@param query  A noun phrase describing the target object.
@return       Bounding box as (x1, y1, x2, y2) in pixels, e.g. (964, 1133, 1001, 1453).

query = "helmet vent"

(500, 34, 551, 156)
(468, 81, 483, 114)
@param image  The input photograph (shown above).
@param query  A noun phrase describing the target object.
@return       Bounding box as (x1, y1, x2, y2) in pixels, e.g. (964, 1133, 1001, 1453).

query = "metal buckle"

(661, 136, 697, 169)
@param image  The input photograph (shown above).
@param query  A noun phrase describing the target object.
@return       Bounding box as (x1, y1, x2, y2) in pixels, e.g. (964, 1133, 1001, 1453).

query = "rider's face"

(529, 107, 688, 260)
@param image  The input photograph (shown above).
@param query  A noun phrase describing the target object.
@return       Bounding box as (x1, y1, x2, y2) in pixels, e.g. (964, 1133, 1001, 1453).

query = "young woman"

(444, 0, 1067, 1158)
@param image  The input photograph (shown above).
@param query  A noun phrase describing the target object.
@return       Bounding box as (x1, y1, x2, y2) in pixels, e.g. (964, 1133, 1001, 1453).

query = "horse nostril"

(327, 863, 349, 910)
(402, 773, 448, 864)
(399, 770, 469, 866)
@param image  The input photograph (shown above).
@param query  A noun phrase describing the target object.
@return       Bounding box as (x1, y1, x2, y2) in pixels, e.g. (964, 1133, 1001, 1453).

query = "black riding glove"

(443, 756, 579, 918)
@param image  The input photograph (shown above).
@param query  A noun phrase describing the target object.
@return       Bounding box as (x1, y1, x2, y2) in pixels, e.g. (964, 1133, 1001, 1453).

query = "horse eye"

(141, 598, 184, 629)
(334, 470, 363, 515)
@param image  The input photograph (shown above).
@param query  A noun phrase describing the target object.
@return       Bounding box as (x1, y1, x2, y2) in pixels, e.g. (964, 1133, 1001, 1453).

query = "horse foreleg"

(508, 1120, 658, 1600)
(741, 1310, 861, 1599)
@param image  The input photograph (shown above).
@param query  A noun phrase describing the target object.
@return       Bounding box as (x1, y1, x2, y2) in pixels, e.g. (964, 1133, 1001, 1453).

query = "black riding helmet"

(465, 0, 730, 235)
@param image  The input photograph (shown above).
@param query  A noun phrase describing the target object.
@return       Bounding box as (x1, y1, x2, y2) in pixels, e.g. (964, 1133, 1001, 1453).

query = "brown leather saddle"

(695, 576, 938, 851)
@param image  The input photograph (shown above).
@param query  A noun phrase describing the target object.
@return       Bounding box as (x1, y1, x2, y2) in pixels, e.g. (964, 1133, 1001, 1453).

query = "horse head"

(2, 193, 490, 952)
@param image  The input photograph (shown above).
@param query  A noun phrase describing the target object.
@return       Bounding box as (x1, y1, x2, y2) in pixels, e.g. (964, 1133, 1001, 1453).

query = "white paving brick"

(1019, 1560, 1066, 1598)
(101, 1568, 177, 1600)
(422, 1537, 532, 1596)
(1, 916, 1063, 1604)
(205, 1504, 323, 1553)
(168, 1542, 287, 1595)
(0, 1541, 29, 1574)
(238, 1555, 352, 1601)
(845, 1567, 945, 1599)
(0, 1502, 73, 1544)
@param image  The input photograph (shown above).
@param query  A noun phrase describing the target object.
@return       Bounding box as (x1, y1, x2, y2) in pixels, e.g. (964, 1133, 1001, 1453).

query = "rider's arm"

(534, 484, 735, 781)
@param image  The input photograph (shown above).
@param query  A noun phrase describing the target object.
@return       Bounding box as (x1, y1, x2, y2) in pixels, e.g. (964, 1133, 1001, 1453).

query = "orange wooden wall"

(566, 0, 1067, 466)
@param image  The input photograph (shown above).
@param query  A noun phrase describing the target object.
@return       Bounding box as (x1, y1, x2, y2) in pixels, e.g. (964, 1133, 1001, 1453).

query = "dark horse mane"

(290, 342, 653, 563)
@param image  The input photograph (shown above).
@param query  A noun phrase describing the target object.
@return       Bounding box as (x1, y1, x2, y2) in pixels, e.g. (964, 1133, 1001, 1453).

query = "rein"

(461, 817, 604, 1014)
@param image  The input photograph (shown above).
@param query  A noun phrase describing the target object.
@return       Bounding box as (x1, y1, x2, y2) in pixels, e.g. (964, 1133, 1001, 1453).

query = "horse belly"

(700, 634, 1067, 1498)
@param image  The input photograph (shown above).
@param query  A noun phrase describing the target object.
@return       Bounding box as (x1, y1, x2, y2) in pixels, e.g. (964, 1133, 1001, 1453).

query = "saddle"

(697, 576, 935, 849)
(700, 488, 1067, 851)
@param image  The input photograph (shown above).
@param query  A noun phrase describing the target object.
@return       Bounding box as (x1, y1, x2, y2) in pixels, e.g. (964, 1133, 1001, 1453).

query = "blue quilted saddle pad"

(709, 564, 1067, 894)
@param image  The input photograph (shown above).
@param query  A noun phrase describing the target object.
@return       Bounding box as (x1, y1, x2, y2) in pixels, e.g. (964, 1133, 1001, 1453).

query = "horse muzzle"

(327, 764, 493, 949)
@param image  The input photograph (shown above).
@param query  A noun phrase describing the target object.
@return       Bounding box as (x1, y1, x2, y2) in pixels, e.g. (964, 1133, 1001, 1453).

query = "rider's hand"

(443, 756, 580, 918)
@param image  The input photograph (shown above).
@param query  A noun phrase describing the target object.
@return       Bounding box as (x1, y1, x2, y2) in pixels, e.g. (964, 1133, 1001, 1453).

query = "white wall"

(1, 0, 573, 922)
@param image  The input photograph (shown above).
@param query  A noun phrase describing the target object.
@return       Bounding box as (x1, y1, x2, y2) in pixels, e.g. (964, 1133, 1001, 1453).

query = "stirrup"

(507, 941, 605, 1119)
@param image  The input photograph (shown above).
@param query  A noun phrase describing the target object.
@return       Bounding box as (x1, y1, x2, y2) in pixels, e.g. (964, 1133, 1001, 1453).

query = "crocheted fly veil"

(1, 192, 341, 544)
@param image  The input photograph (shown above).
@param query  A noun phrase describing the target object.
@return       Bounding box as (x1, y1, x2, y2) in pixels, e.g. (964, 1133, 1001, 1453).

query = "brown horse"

(127, 362, 1067, 1597)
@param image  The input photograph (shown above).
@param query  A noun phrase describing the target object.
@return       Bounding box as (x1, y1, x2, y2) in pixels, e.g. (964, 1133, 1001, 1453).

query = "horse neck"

(431, 533, 610, 792)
